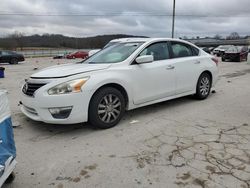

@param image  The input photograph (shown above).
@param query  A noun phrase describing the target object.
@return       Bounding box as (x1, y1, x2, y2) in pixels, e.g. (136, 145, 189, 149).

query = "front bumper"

(20, 90, 92, 124)
(223, 53, 239, 61)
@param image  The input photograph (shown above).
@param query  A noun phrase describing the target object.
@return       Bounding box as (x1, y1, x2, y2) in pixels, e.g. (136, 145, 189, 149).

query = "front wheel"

(5, 172, 15, 184)
(9, 58, 18, 64)
(195, 73, 212, 100)
(88, 87, 125, 129)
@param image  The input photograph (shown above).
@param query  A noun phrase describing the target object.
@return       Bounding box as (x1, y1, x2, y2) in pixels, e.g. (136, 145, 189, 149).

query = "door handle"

(166, 65, 175, 70)
(194, 60, 201, 64)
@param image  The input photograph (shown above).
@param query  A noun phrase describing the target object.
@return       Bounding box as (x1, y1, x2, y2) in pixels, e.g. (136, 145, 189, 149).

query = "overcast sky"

(1, 0, 250, 38)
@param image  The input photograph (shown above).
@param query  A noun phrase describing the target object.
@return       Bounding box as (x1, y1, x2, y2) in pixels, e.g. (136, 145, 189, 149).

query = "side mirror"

(135, 55, 154, 64)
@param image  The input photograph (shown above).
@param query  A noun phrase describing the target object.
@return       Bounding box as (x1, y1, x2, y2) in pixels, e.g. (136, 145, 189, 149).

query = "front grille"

(22, 82, 46, 96)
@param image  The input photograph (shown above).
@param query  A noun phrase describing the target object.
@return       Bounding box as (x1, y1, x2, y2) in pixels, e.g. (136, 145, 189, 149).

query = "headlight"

(48, 78, 89, 95)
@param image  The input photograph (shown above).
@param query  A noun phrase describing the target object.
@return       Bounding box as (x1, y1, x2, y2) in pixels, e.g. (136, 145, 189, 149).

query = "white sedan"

(20, 38, 219, 129)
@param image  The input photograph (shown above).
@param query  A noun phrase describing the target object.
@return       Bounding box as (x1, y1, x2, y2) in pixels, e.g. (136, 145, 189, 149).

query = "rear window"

(171, 42, 193, 58)
(191, 46, 200, 56)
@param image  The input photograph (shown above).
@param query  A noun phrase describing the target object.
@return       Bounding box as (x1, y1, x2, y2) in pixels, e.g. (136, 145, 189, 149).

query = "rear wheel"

(237, 56, 241, 62)
(195, 72, 212, 100)
(88, 87, 125, 129)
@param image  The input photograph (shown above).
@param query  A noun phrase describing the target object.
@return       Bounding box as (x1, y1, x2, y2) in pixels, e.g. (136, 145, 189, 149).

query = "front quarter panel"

(82, 67, 134, 109)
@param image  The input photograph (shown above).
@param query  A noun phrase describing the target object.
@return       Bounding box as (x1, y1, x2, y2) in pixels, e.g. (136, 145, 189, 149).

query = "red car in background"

(222, 46, 248, 62)
(66, 51, 88, 59)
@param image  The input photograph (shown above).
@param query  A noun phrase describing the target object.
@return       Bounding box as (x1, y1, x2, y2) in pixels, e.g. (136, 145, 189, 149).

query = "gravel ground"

(1, 57, 250, 188)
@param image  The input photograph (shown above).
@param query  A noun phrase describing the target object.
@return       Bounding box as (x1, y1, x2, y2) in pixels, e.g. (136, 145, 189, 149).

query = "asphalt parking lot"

(1, 57, 250, 188)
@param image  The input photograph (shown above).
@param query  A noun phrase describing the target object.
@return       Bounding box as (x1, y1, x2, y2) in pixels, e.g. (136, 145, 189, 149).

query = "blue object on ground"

(0, 67, 5, 78)
(0, 91, 17, 186)
(0, 117, 16, 166)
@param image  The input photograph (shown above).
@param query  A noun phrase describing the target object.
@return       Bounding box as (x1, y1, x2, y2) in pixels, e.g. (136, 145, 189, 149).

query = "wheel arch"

(200, 70, 213, 85)
(90, 83, 129, 109)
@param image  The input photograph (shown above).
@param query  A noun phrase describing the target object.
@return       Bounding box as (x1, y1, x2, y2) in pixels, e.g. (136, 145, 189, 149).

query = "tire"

(195, 72, 212, 100)
(5, 172, 15, 184)
(238, 56, 241, 62)
(88, 87, 125, 129)
(221, 57, 225, 62)
(9, 58, 18, 64)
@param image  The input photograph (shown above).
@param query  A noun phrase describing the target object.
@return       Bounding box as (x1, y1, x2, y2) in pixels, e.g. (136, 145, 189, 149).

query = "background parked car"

(53, 52, 69, 59)
(0, 51, 25, 64)
(209, 47, 215, 52)
(222, 46, 248, 62)
(213, 45, 233, 57)
(201, 47, 211, 54)
(88, 49, 101, 57)
(66, 51, 88, 59)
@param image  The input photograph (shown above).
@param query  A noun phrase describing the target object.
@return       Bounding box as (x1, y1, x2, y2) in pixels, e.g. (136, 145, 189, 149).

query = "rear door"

(169, 41, 201, 94)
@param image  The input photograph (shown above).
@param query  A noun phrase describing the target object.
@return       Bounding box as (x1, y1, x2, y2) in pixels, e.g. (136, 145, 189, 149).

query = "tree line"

(0, 32, 145, 50)
(182, 32, 249, 40)
(0, 31, 248, 50)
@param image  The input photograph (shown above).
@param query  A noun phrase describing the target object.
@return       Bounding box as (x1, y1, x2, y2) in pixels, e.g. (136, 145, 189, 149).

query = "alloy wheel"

(97, 94, 121, 123)
(199, 77, 210, 96)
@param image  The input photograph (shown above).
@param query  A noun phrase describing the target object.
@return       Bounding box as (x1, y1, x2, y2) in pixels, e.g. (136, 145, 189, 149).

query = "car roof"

(216, 45, 233, 48)
(109, 37, 196, 45)
(109, 38, 148, 43)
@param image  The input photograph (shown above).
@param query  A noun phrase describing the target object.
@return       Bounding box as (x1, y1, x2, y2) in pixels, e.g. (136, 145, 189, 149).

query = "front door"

(130, 42, 176, 105)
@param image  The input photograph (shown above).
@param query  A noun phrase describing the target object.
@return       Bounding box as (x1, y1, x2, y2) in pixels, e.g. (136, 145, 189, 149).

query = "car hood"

(31, 63, 111, 78)
(214, 48, 225, 51)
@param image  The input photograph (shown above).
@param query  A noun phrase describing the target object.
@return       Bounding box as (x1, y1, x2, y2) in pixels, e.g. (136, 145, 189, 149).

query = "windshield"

(226, 46, 239, 53)
(84, 42, 143, 64)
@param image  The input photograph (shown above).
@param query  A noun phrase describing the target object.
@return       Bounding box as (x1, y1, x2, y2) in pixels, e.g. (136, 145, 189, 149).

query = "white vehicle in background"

(103, 38, 147, 48)
(89, 38, 146, 57)
(212, 45, 233, 57)
(20, 38, 219, 129)
(88, 38, 147, 57)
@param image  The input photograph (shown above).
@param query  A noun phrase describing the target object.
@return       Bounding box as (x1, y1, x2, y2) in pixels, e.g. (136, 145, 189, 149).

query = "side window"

(2, 51, 9, 55)
(139, 42, 170, 61)
(191, 46, 200, 56)
(171, 42, 193, 58)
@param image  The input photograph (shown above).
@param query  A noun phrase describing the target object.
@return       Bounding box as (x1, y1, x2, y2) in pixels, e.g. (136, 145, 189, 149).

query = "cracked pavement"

(1, 57, 250, 188)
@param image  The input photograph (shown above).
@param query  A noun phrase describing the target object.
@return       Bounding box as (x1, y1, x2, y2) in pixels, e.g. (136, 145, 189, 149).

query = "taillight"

(211, 57, 219, 66)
